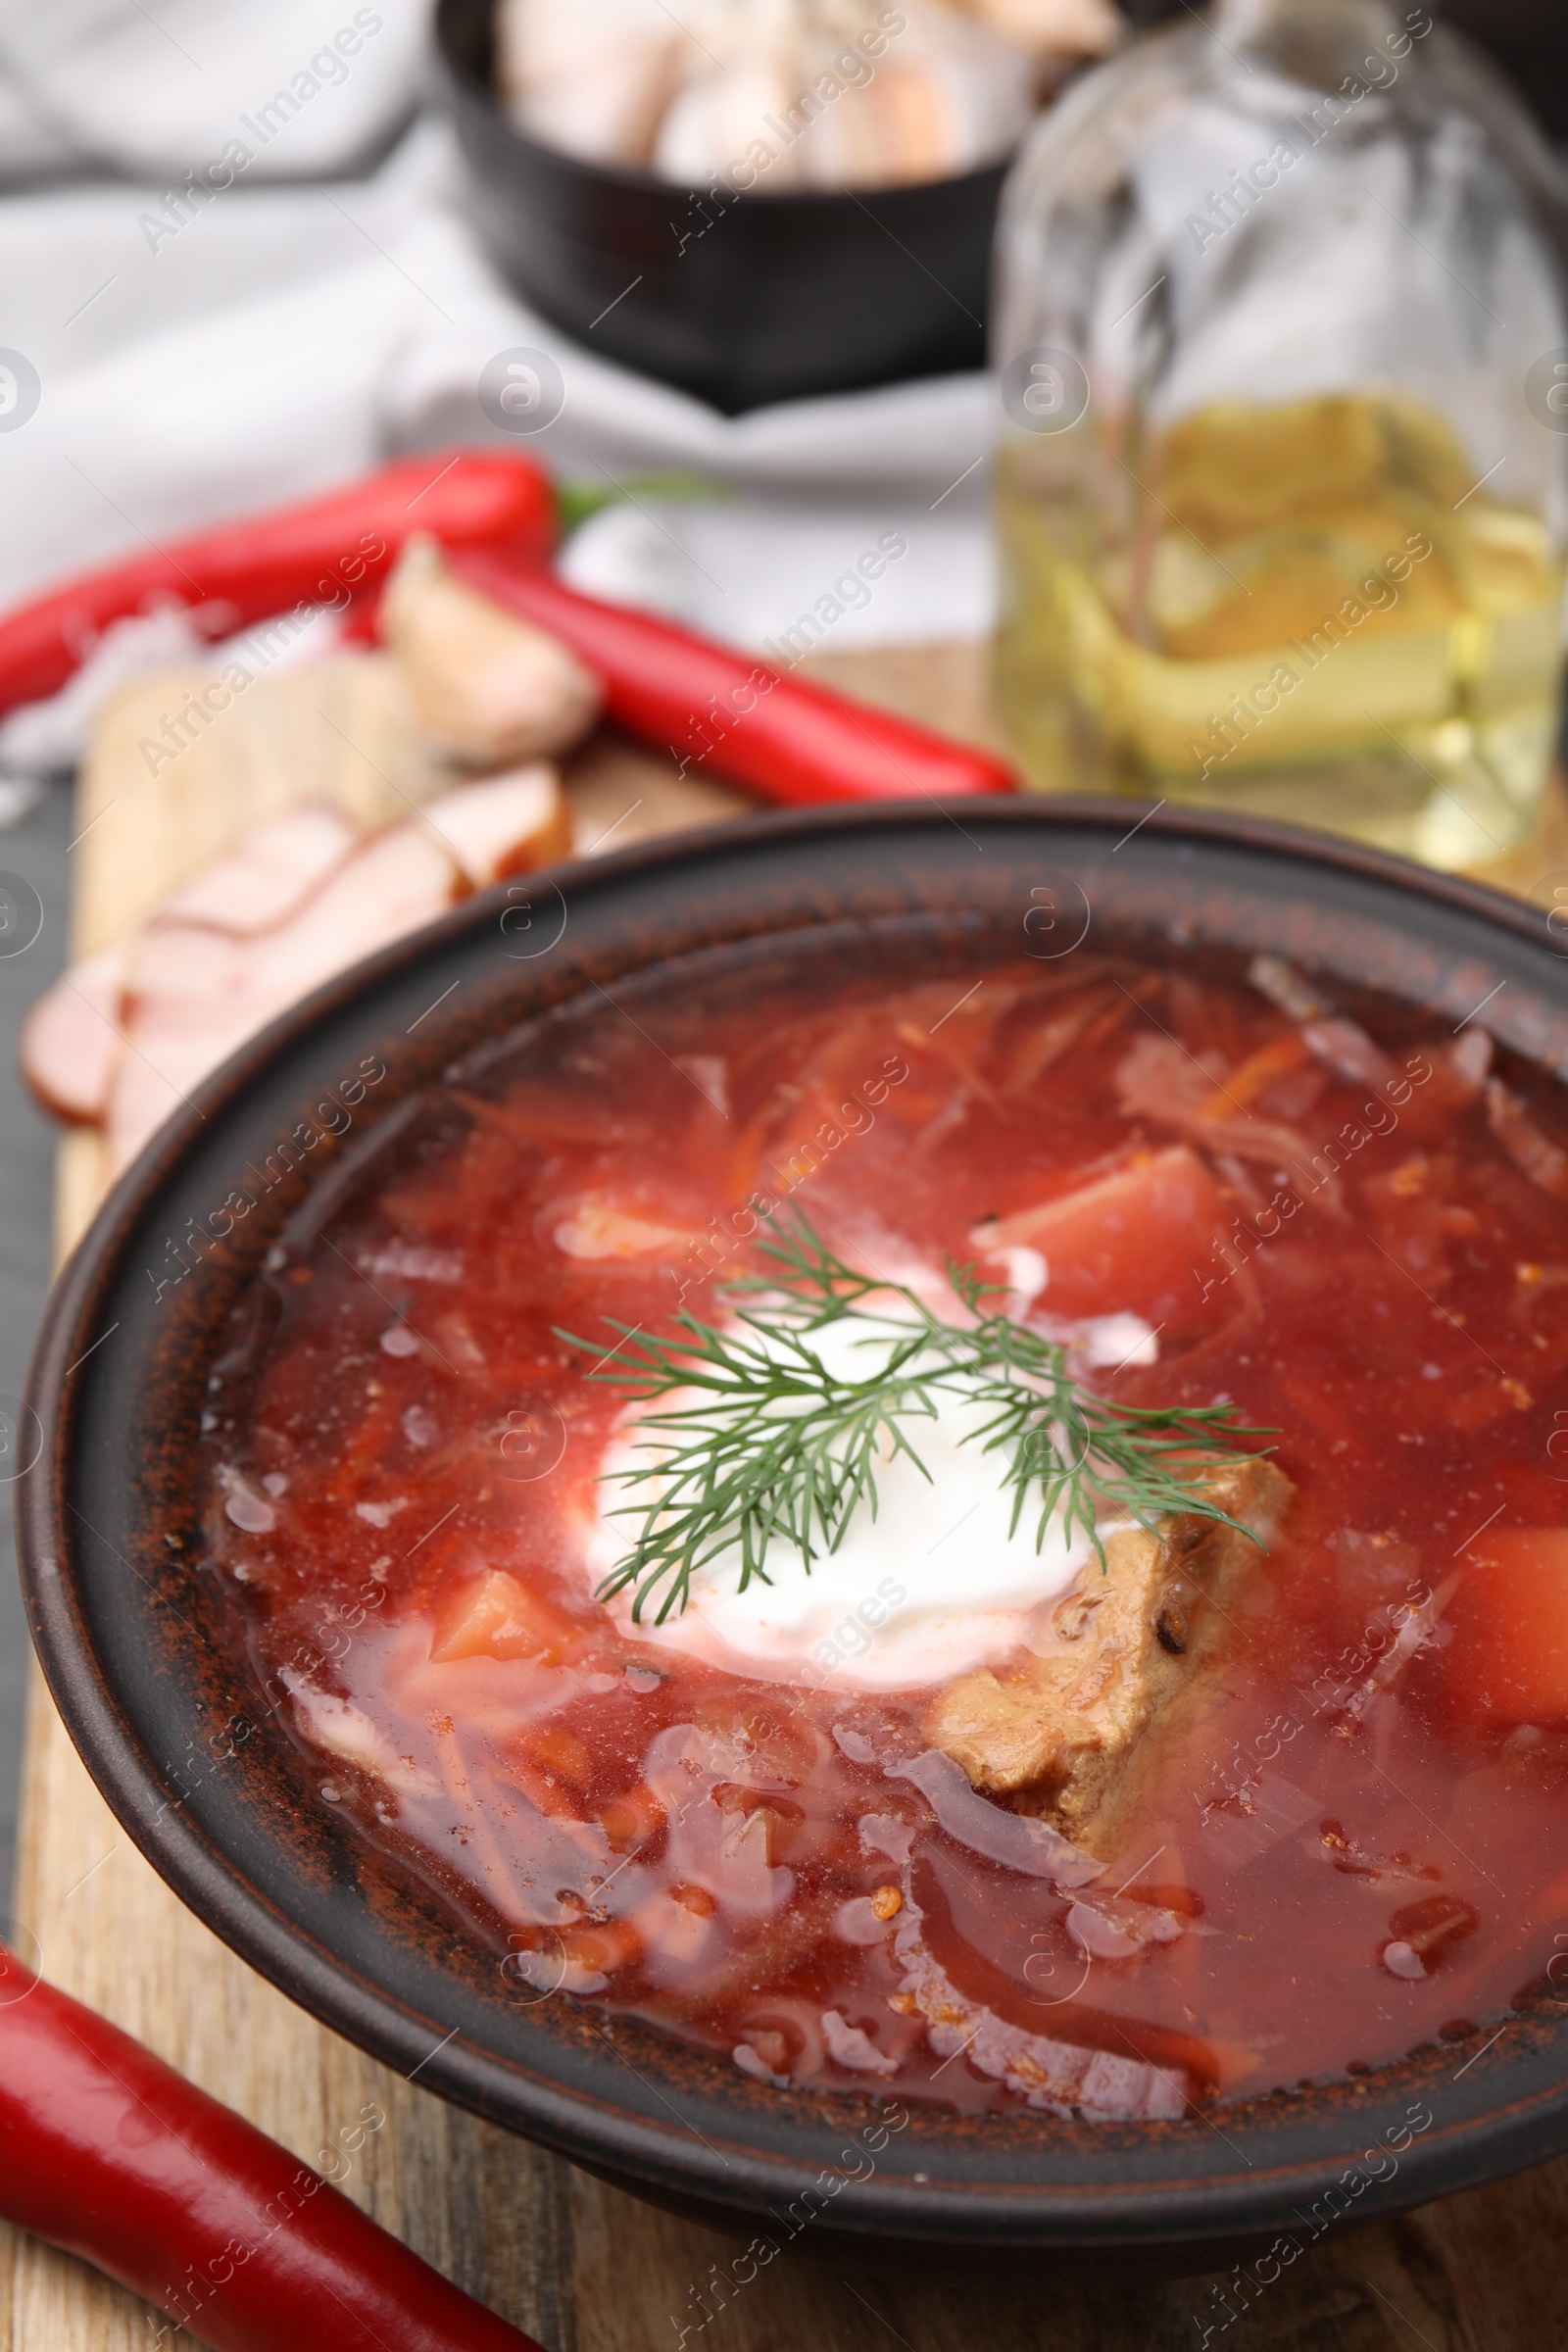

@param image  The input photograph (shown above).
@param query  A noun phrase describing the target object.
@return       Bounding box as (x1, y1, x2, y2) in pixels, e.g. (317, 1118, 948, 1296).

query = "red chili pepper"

(0, 452, 556, 721)
(0, 1947, 548, 2352)
(451, 547, 1018, 806)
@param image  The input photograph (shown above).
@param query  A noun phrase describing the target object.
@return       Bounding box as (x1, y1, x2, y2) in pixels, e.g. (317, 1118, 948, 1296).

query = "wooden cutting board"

(7, 644, 1568, 2352)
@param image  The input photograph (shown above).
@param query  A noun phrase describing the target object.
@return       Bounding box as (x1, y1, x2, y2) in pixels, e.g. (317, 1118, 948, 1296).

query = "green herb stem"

(559, 1210, 1272, 1623)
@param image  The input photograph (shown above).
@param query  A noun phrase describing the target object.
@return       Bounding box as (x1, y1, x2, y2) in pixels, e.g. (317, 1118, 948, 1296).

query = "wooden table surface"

(7, 642, 1568, 2352)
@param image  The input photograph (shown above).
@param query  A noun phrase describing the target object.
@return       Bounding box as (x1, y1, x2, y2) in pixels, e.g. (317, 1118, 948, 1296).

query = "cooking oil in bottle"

(996, 388, 1565, 864)
(991, 0, 1568, 868)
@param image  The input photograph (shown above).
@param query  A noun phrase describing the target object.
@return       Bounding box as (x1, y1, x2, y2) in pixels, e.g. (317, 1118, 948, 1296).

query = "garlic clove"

(783, 3, 1037, 190)
(885, 6, 1039, 177)
(512, 54, 688, 168)
(653, 51, 809, 188)
(808, 61, 956, 186)
(496, 0, 699, 167)
(952, 0, 1122, 61)
(380, 535, 603, 768)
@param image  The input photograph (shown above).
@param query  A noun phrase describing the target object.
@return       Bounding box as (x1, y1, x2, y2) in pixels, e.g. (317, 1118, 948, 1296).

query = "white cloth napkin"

(0, 0, 428, 183)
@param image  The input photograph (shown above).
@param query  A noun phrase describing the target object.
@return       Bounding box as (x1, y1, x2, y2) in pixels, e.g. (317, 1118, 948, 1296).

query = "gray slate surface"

(0, 783, 72, 1901)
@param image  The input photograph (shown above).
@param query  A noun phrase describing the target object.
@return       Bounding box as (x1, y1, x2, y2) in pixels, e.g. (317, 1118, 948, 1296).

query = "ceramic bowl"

(433, 0, 1004, 413)
(21, 801, 1568, 2269)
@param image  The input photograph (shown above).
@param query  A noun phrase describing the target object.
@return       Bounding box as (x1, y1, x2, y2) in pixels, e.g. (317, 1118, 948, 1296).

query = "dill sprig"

(560, 1210, 1272, 1624)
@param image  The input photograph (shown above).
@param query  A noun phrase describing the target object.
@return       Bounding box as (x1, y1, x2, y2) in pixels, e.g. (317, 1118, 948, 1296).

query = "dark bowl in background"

(21, 801, 1568, 2272)
(432, 0, 1004, 414)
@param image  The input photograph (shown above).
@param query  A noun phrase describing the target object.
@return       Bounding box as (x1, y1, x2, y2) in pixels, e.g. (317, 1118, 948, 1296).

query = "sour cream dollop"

(580, 1300, 1152, 1690)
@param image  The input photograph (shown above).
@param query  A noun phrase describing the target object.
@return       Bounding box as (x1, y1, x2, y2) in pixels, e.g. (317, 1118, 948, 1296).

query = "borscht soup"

(202, 936, 1568, 2119)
